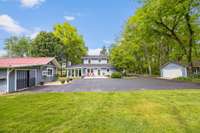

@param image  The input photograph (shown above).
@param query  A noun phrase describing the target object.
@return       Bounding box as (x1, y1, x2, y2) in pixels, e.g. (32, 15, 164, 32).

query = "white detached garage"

(161, 62, 187, 79)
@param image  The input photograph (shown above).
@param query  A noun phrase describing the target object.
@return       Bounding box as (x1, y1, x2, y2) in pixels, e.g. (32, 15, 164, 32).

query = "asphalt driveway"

(27, 78, 200, 92)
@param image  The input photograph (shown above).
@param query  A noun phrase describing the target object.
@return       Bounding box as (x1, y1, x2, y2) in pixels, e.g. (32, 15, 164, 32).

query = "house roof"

(0, 57, 61, 68)
(67, 64, 114, 69)
(160, 62, 186, 69)
(82, 55, 108, 59)
(193, 61, 200, 67)
(161, 61, 200, 69)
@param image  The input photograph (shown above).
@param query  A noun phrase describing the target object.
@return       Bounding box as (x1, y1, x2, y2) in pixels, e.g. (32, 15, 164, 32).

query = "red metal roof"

(0, 57, 56, 68)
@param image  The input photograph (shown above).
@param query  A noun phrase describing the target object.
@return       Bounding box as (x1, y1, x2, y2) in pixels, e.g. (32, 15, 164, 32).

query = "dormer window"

(99, 59, 101, 63)
(88, 59, 91, 64)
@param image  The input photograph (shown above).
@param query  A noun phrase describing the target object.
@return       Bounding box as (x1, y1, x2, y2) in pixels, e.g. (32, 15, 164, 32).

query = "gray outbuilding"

(0, 57, 60, 93)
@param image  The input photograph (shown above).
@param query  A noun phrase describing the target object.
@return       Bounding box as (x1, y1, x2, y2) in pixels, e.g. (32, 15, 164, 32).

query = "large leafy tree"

(4, 36, 31, 57)
(142, 0, 200, 71)
(31, 31, 63, 61)
(53, 22, 87, 65)
(110, 0, 200, 75)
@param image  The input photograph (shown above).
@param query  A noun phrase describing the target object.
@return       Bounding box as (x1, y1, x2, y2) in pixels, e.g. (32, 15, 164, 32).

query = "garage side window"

(47, 68, 53, 77)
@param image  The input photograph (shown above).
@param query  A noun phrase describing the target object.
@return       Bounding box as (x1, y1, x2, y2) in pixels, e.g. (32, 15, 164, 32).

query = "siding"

(83, 59, 108, 64)
(0, 69, 7, 79)
(36, 68, 42, 84)
(0, 69, 7, 93)
(161, 63, 187, 78)
(0, 79, 7, 93)
(41, 64, 57, 82)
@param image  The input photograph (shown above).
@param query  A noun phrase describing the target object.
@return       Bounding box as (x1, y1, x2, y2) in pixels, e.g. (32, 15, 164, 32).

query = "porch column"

(66, 69, 69, 78)
(74, 69, 76, 78)
(81, 68, 83, 77)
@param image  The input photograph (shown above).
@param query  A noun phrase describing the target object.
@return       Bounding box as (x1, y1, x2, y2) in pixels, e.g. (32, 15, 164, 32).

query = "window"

(98, 70, 101, 76)
(47, 68, 53, 77)
(88, 59, 91, 64)
(107, 69, 110, 72)
(99, 59, 101, 63)
(42, 71, 47, 76)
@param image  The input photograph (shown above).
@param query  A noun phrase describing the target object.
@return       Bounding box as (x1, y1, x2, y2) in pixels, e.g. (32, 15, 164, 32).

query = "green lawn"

(0, 90, 200, 133)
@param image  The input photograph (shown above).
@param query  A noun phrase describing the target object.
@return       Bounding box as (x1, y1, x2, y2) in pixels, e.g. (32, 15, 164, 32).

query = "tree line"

(110, 0, 200, 75)
(4, 22, 87, 65)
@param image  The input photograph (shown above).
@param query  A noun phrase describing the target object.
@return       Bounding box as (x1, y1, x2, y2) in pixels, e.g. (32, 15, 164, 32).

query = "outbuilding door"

(16, 70, 36, 90)
(162, 69, 183, 79)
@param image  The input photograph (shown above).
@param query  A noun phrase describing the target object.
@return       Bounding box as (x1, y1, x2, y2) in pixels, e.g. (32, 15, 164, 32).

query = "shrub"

(59, 77, 66, 84)
(190, 73, 200, 79)
(60, 79, 65, 84)
(176, 77, 191, 81)
(40, 82, 44, 85)
(111, 72, 122, 78)
(66, 78, 71, 83)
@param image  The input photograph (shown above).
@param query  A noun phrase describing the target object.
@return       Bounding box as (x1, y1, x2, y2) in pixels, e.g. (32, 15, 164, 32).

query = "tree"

(110, 0, 200, 75)
(31, 32, 64, 61)
(100, 46, 108, 56)
(4, 36, 31, 57)
(53, 22, 87, 65)
(142, 0, 200, 72)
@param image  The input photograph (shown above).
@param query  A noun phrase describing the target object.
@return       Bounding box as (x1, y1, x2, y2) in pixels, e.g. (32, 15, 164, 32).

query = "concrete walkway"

(26, 78, 200, 92)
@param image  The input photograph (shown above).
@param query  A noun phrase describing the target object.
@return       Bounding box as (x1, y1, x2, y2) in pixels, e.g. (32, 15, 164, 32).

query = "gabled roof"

(82, 55, 108, 59)
(193, 61, 200, 67)
(0, 57, 61, 68)
(160, 62, 186, 69)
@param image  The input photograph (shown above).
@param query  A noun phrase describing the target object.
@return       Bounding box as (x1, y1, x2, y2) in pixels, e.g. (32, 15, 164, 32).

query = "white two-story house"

(66, 55, 115, 78)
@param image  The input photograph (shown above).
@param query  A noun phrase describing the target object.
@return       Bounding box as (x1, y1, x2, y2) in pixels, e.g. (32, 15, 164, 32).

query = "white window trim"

(42, 71, 48, 76)
(47, 68, 54, 77)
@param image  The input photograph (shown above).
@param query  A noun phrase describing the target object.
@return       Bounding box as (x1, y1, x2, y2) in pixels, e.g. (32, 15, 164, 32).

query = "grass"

(0, 90, 200, 133)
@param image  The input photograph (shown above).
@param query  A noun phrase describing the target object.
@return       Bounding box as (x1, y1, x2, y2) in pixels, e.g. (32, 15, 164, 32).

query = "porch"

(67, 67, 103, 78)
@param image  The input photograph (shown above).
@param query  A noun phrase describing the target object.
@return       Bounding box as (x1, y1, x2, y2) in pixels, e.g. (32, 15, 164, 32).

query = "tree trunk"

(61, 62, 63, 77)
(185, 12, 194, 74)
(143, 43, 152, 75)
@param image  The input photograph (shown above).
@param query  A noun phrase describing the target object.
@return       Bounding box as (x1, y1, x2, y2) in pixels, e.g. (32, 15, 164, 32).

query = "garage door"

(163, 69, 183, 79)
(17, 70, 28, 90)
(16, 70, 36, 90)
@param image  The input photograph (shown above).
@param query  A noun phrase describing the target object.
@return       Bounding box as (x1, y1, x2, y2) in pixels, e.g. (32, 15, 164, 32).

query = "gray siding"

(0, 79, 7, 93)
(0, 69, 7, 93)
(41, 64, 57, 82)
(36, 68, 42, 84)
(9, 70, 15, 92)
(0, 69, 7, 79)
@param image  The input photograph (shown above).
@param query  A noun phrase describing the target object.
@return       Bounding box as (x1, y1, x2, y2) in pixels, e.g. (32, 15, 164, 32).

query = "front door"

(98, 69, 101, 76)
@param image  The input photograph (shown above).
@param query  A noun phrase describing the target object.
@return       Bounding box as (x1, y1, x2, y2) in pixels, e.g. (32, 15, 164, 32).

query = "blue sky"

(0, 0, 140, 55)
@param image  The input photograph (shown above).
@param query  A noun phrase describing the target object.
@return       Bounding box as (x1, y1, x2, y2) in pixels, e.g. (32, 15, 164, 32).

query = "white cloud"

(0, 14, 26, 34)
(20, 0, 45, 8)
(28, 27, 41, 39)
(103, 40, 114, 45)
(64, 16, 75, 21)
(0, 49, 7, 57)
(29, 31, 39, 39)
(88, 48, 101, 55)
